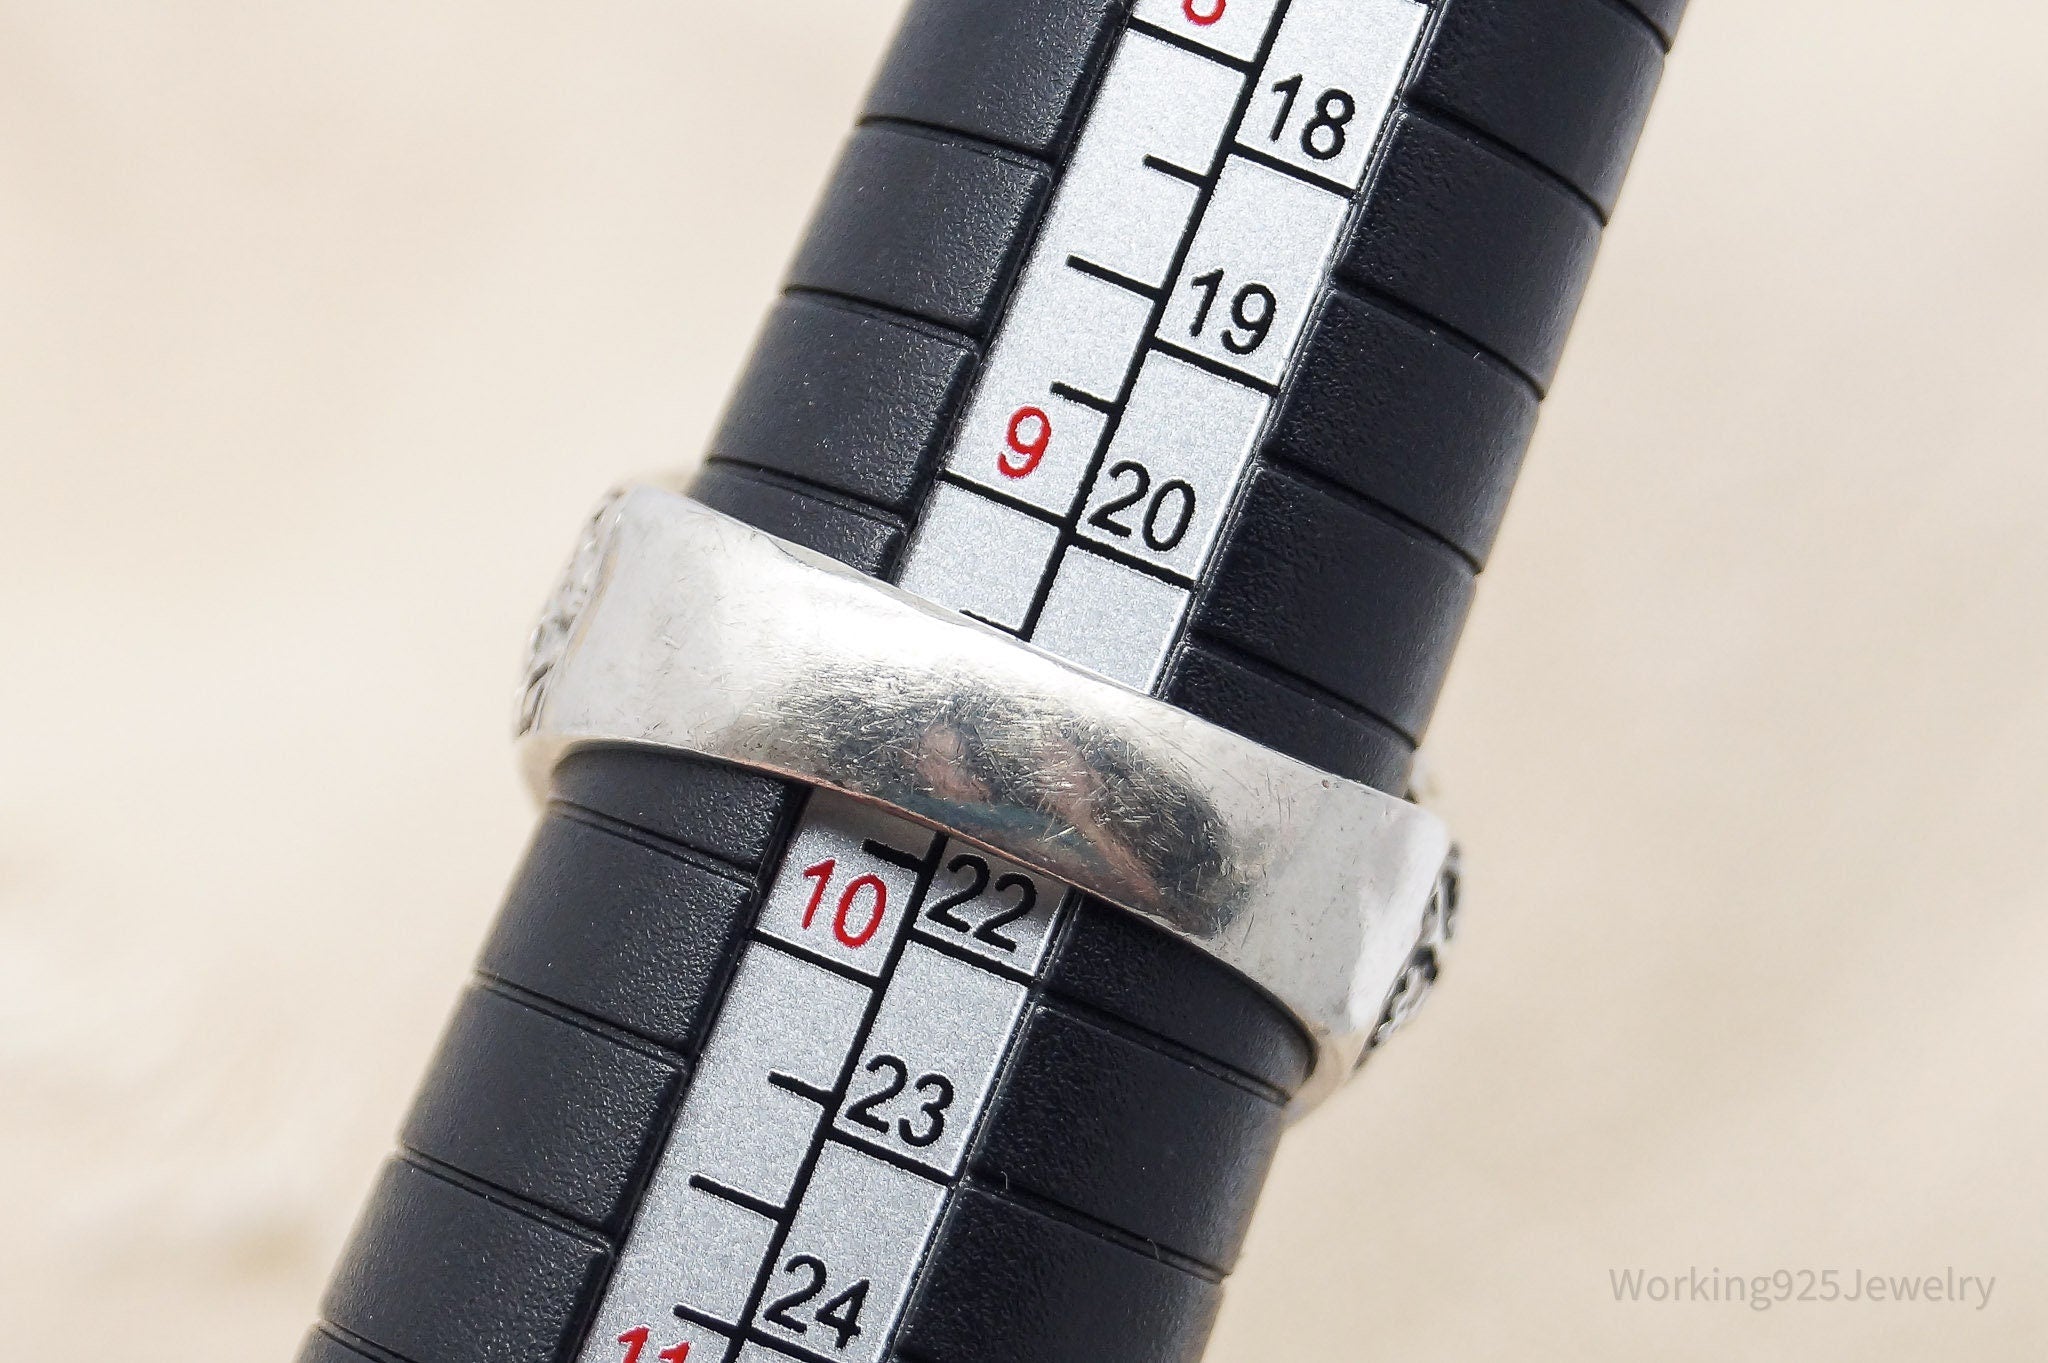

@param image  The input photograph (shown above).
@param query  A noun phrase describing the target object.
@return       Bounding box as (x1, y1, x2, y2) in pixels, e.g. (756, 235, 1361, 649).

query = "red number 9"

(1000, 406, 1051, 478)
(1183, 0, 1226, 25)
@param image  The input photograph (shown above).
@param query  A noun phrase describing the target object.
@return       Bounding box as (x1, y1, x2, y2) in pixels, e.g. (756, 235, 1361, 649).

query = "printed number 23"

(846, 1053, 956, 1149)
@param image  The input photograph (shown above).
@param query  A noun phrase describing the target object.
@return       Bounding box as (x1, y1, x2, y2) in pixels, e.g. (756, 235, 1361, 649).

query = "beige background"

(3, 2, 2044, 1358)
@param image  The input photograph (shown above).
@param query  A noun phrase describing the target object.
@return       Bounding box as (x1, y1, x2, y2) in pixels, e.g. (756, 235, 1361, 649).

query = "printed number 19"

(1188, 269, 1276, 356)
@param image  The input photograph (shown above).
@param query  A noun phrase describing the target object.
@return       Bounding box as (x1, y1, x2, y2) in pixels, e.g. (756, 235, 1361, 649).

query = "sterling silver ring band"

(516, 486, 1454, 1111)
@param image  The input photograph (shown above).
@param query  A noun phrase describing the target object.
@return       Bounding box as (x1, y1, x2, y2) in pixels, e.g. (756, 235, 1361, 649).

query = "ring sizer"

(300, 1, 1687, 1358)
(519, 486, 1453, 1113)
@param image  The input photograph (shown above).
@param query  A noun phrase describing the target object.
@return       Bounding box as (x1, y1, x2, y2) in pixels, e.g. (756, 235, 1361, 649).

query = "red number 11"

(616, 1327, 690, 1363)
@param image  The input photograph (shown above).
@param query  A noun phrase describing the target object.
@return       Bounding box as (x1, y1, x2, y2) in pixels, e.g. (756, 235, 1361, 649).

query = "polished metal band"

(516, 486, 1454, 1111)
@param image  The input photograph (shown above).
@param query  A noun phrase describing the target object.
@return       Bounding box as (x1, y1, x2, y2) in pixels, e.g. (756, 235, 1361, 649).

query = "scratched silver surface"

(520, 488, 1450, 1110)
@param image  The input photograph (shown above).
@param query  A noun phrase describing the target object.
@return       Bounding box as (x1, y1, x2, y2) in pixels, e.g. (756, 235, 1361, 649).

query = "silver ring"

(516, 486, 1453, 1112)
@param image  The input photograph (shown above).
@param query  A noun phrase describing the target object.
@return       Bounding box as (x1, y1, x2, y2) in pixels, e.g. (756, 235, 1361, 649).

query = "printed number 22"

(925, 852, 1038, 952)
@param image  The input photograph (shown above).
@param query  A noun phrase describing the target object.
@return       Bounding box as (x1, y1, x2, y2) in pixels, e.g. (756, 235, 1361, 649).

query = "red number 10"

(800, 859, 890, 949)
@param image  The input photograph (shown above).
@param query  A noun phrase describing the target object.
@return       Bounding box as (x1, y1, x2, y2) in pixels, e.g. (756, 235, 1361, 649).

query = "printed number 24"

(764, 1256, 870, 1351)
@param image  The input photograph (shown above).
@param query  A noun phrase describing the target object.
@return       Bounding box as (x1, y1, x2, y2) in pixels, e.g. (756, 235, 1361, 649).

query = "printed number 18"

(1268, 75, 1357, 162)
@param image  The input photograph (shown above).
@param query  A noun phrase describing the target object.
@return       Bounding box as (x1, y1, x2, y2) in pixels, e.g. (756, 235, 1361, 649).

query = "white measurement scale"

(583, 3, 1429, 1360)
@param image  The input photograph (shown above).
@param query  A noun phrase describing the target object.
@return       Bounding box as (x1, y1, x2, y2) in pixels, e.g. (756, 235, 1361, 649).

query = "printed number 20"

(1089, 461, 1195, 553)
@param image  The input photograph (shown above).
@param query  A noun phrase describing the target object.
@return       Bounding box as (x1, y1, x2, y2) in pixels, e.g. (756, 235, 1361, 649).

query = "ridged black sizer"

(969, 1003, 1287, 1272)
(1618, 0, 1688, 48)
(402, 986, 686, 1233)
(295, 1331, 380, 1363)
(547, 745, 796, 873)
(691, 461, 906, 576)
(321, 1159, 608, 1363)
(863, 0, 1126, 159)
(787, 124, 1050, 337)
(478, 811, 759, 1055)
(897, 1187, 1221, 1363)
(1191, 463, 1477, 742)
(1258, 288, 1539, 568)
(1161, 638, 1419, 792)
(1041, 896, 1313, 1096)
(1335, 110, 1604, 391)
(706, 293, 978, 513)
(1409, 0, 1667, 216)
